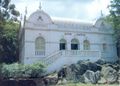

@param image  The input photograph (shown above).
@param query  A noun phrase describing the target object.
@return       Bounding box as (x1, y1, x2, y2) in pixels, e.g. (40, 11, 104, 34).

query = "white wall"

(23, 26, 118, 64)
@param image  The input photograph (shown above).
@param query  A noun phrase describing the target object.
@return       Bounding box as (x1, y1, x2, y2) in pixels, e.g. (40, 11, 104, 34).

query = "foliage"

(1, 62, 46, 79)
(0, 0, 20, 21)
(0, 21, 19, 63)
(1, 63, 22, 78)
(0, 0, 20, 63)
(29, 62, 46, 78)
(109, 1, 120, 44)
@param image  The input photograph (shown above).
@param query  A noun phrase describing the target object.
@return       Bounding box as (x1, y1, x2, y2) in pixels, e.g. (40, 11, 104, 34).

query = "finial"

(39, 2, 42, 10)
(25, 6, 27, 15)
(24, 7, 27, 26)
(20, 14, 22, 20)
(100, 10, 103, 17)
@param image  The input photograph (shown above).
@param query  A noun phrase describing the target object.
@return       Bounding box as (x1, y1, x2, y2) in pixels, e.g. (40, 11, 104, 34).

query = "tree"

(109, 0, 120, 58)
(0, 0, 20, 21)
(0, 21, 19, 63)
(0, 0, 20, 63)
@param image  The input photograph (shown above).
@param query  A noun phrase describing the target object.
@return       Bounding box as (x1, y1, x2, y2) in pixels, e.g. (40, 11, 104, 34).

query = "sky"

(11, 0, 111, 21)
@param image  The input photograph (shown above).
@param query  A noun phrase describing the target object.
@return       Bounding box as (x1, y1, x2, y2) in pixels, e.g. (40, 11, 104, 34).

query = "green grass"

(55, 82, 119, 86)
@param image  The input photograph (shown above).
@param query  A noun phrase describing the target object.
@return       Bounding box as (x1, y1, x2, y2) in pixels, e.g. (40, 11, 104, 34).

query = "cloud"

(11, 0, 110, 21)
(41, 0, 94, 3)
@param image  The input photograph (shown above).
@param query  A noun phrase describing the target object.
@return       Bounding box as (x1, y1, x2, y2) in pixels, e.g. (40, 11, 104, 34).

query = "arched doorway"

(60, 39, 67, 50)
(71, 38, 79, 50)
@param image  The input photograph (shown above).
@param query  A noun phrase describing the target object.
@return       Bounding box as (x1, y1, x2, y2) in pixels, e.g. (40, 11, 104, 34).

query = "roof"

(52, 17, 94, 29)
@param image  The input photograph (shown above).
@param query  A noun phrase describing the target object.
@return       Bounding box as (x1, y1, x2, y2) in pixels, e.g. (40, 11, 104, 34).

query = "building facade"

(19, 8, 118, 72)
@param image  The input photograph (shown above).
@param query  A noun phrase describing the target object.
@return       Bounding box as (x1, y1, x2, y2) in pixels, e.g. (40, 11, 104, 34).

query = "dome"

(95, 18, 112, 29)
(27, 10, 52, 25)
(95, 18, 105, 28)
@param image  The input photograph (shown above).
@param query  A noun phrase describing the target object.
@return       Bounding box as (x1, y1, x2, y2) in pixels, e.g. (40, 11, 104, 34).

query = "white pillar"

(67, 42, 71, 50)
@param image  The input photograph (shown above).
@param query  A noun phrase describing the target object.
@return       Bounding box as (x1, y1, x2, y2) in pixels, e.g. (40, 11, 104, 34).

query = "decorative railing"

(43, 51, 62, 65)
(61, 50, 100, 57)
(42, 50, 100, 66)
(35, 50, 45, 55)
(101, 52, 108, 58)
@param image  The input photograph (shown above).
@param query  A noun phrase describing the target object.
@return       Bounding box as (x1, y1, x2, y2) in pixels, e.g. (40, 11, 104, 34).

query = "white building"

(19, 8, 118, 72)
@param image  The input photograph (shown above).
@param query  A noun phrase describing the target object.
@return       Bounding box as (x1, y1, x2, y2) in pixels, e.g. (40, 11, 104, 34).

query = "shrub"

(28, 62, 46, 78)
(1, 62, 46, 79)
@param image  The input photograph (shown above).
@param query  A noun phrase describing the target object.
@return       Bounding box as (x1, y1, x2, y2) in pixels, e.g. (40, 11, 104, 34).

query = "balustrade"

(42, 50, 100, 65)
(35, 50, 45, 55)
(61, 50, 100, 57)
(43, 51, 62, 65)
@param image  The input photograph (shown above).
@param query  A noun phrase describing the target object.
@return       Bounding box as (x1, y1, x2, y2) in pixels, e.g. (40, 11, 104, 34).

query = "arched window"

(60, 39, 67, 50)
(71, 38, 79, 50)
(35, 37, 45, 55)
(102, 43, 107, 52)
(83, 40, 90, 50)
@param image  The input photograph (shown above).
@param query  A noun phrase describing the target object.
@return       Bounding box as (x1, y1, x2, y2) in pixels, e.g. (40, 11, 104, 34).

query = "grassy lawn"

(55, 82, 119, 86)
(56, 83, 120, 86)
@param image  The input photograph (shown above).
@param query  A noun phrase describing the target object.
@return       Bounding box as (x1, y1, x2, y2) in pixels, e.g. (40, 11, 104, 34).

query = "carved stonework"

(64, 33, 72, 35)
(76, 33, 85, 36)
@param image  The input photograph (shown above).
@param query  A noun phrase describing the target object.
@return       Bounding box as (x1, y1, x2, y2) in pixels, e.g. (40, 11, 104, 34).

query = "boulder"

(68, 61, 102, 75)
(69, 64, 79, 72)
(118, 70, 120, 83)
(65, 61, 102, 83)
(83, 70, 101, 84)
(48, 77, 58, 85)
(77, 63, 88, 75)
(101, 66, 118, 84)
(78, 75, 85, 83)
(95, 59, 106, 65)
(95, 71, 101, 81)
(65, 67, 75, 80)
(43, 77, 58, 85)
(87, 62, 102, 72)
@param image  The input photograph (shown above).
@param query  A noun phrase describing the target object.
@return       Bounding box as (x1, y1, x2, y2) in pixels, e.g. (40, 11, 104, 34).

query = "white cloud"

(11, 0, 110, 21)
(86, 0, 101, 20)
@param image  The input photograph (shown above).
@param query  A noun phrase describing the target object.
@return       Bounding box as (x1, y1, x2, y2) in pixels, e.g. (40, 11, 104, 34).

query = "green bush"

(1, 62, 46, 79)
(29, 62, 45, 78)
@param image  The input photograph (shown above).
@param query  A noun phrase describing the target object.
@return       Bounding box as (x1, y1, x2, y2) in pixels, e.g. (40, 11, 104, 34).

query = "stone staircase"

(41, 50, 101, 73)
(42, 51, 62, 66)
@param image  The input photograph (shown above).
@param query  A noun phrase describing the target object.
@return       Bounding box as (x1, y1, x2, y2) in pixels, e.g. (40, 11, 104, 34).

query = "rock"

(65, 67, 75, 80)
(113, 65, 120, 72)
(95, 71, 101, 81)
(118, 70, 120, 83)
(83, 70, 101, 84)
(69, 64, 79, 72)
(101, 66, 118, 84)
(78, 75, 85, 83)
(87, 62, 102, 72)
(49, 77, 58, 85)
(103, 63, 120, 72)
(65, 61, 102, 83)
(95, 59, 106, 65)
(76, 62, 88, 75)
(34, 79, 45, 86)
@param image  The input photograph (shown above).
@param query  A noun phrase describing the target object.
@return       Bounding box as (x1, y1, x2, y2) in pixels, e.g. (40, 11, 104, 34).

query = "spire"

(23, 7, 27, 27)
(24, 6, 27, 21)
(25, 6, 27, 15)
(20, 14, 22, 21)
(39, 2, 42, 10)
(100, 10, 103, 18)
